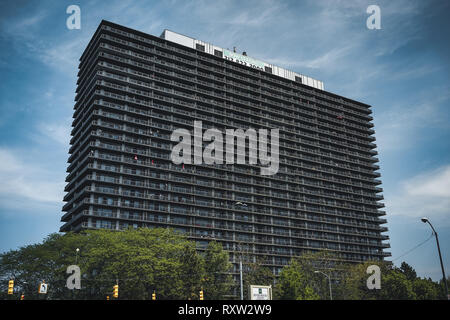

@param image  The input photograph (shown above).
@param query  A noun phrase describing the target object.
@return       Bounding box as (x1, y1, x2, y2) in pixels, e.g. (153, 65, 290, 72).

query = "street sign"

(38, 283, 48, 294)
(249, 285, 272, 300)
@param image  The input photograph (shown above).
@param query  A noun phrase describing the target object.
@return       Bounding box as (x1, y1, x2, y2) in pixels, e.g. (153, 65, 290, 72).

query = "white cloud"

(36, 122, 72, 147)
(2, 9, 48, 36)
(405, 166, 450, 198)
(264, 45, 355, 70)
(385, 165, 450, 224)
(38, 36, 88, 74)
(226, 3, 282, 27)
(375, 88, 450, 153)
(0, 148, 65, 208)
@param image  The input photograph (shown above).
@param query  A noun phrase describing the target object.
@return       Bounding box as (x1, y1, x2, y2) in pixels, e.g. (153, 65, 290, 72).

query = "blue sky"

(0, 0, 449, 281)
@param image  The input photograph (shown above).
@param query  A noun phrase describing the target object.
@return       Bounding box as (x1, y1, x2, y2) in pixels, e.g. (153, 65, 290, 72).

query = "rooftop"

(160, 29, 324, 90)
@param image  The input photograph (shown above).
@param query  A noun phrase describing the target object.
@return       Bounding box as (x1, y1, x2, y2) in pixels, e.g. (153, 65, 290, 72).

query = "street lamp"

(234, 202, 247, 300)
(421, 217, 449, 300)
(75, 248, 80, 264)
(314, 271, 333, 300)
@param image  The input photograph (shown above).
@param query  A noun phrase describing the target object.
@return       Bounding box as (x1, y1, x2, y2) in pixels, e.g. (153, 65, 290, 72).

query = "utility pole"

(240, 259, 244, 300)
(315, 271, 333, 300)
(234, 202, 247, 300)
(421, 218, 449, 300)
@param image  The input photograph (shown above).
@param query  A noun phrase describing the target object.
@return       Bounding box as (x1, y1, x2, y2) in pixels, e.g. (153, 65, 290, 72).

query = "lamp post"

(315, 271, 332, 300)
(421, 217, 449, 300)
(73, 248, 80, 301)
(234, 202, 247, 300)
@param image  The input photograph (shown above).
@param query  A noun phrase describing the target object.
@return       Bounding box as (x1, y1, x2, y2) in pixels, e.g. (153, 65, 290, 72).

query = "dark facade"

(61, 20, 390, 277)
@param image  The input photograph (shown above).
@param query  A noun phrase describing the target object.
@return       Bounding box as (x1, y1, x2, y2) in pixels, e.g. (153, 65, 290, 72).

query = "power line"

(391, 231, 434, 262)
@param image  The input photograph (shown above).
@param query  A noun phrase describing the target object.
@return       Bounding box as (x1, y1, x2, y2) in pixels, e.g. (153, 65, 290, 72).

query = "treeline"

(275, 251, 449, 300)
(0, 228, 232, 300)
(0, 228, 448, 300)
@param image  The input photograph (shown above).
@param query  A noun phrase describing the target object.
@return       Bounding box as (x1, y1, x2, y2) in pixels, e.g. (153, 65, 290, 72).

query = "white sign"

(249, 285, 272, 300)
(39, 283, 48, 294)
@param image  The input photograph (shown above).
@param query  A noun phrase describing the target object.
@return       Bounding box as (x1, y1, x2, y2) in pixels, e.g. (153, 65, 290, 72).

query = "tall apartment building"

(61, 20, 390, 278)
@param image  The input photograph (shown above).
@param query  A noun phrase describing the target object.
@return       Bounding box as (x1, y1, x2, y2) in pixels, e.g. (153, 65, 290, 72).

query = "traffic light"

(199, 289, 204, 300)
(113, 284, 119, 298)
(8, 280, 14, 295)
(106, 295, 110, 300)
(20, 294, 24, 300)
(152, 291, 156, 300)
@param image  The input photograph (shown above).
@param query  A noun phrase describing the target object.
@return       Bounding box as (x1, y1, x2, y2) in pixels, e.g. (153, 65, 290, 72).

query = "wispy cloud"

(375, 87, 450, 153)
(37, 35, 88, 74)
(264, 45, 355, 70)
(226, 2, 283, 27)
(0, 148, 65, 209)
(385, 164, 450, 224)
(1, 9, 48, 36)
(36, 122, 72, 147)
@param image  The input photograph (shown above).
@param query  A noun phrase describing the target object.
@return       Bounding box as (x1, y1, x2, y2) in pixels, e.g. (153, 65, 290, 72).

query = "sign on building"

(249, 285, 272, 300)
(223, 50, 265, 71)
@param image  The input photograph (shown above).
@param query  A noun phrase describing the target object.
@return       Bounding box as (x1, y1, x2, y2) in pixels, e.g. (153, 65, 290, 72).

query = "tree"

(0, 228, 227, 300)
(242, 258, 275, 299)
(342, 261, 393, 300)
(0, 232, 90, 300)
(398, 262, 417, 281)
(202, 241, 233, 300)
(413, 278, 440, 300)
(78, 227, 194, 299)
(379, 269, 416, 300)
(275, 250, 341, 300)
(179, 242, 205, 300)
(275, 258, 319, 300)
(339, 260, 444, 300)
(437, 276, 450, 300)
(396, 261, 440, 300)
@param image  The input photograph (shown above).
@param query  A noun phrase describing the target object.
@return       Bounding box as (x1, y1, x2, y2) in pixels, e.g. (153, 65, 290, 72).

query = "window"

(96, 220, 113, 229)
(196, 43, 205, 52)
(295, 76, 302, 83)
(264, 66, 272, 73)
(173, 216, 187, 224)
(214, 49, 223, 58)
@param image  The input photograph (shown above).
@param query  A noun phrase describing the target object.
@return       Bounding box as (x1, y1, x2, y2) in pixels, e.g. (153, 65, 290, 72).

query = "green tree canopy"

(202, 241, 233, 300)
(242, 258, 275, 299)
(340, 260, 443, 300)
(275, 250, 342, 300)
(0, 228, 231, 300)
(399, 262, 417, 281)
